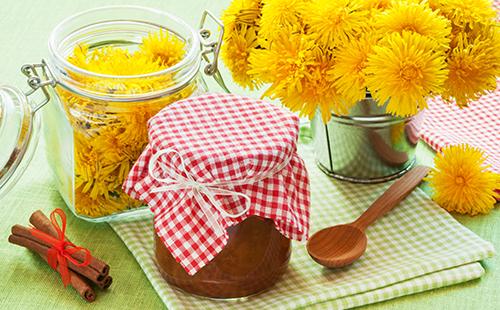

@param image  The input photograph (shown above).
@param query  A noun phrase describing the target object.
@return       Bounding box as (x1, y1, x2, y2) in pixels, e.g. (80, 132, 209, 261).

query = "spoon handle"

(352, 166, 431, 231)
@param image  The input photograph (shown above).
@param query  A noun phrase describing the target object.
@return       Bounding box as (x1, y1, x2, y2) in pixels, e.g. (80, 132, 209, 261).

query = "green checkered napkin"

(110, 145, 494, 309)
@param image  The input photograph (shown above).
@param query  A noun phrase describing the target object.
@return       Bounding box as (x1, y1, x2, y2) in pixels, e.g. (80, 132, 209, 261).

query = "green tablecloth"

(0, 0, 498, 309)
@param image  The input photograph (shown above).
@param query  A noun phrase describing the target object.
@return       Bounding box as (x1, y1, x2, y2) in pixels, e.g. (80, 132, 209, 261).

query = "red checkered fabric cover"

(420, 86, 499, 175)
(123, 93, 310, 275)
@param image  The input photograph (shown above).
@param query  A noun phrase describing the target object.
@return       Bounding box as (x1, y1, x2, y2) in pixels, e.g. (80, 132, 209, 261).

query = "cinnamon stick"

(11, 225, 105, 284)
(29, 210, 110, 276)
(8, 235, 95, 302)
(97, 275, 113, 290)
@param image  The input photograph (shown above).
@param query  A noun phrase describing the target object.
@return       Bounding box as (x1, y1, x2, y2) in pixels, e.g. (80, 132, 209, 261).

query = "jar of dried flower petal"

(0, 6, 227, 221)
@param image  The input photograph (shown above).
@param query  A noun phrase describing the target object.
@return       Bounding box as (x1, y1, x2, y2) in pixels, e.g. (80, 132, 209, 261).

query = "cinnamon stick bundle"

(9, 234, 95, 302)
(29, 210, 110, 276)
(8, 209, 113, 303)
(10, 225, 110, 286)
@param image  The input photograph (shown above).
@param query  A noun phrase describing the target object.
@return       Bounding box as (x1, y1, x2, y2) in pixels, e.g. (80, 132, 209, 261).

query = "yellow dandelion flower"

(361, 0, 393, 10)
(330, 34, 378, 104)
(69, 49, 165, 94)
(222, 0, 262, 30)
(301, 49, 347, 121)
(429, 0, 496, 28)
(426, 144, 499, 215)
(375, 1, 451, 49)
(67, 44, 90, 70)
(221, 0, 262, 89)
(259, 0, 306, 41)
(442, 30, 500, 107)
(139, 30, 186, 67)
(68, 44, 164, 76)
(249, 33, 343, 121)
(365, 32, 448, 116)
(221, 25, 261, 89)
(248, 32, 315, 83)
(248, 33, 316, 94)
(301, 0, 369, 48)
(66, 40, 189, 95)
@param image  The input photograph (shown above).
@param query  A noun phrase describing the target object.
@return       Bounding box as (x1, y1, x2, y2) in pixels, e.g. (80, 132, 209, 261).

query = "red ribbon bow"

(30, 209, 91, 287)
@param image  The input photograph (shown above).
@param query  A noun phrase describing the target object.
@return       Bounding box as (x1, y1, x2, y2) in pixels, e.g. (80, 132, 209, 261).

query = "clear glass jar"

(0, 6, 226, 221)
(155, 216, 292, 299)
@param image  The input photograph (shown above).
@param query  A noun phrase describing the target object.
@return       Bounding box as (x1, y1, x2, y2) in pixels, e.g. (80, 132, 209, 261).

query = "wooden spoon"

(307, 165, 430, 268)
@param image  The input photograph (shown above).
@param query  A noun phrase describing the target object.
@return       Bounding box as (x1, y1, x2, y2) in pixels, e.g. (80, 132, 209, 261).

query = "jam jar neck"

(47, 5, 202, 102)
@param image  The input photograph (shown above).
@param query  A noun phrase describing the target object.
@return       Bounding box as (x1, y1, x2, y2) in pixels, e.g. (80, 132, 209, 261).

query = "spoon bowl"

(307, 166, 430, 268)
(307, 224, 367, 268)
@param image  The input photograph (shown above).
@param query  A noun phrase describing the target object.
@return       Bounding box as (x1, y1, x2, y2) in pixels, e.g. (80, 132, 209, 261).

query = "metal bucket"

(311, 97, 424, 183)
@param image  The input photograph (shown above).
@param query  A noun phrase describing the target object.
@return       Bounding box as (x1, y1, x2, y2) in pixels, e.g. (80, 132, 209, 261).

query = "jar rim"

(48, 5, 201, 80)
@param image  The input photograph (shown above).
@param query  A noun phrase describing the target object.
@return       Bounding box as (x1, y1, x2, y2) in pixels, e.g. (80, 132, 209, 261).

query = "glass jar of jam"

(122, 91, 310, 300)
(0, 6, 226, 222)
(155, 216, 292, 299)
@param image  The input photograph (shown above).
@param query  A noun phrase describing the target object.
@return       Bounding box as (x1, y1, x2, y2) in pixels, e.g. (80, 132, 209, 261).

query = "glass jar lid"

(0, 85, 40, 199)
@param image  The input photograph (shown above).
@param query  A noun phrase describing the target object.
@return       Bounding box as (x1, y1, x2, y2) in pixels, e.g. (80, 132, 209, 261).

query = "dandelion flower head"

(365, 31, 448, 116)
(259, 0, 307, 41)
(442, 29, 500, 106)
(426, 144, 499, 215)
(249, 33, 343, 122)
(375, 1, 451, 49)
(221, 0, 262, 89)
(330, 34, 379, 104)
(301, 0, 369, 48)
(139, 30, 186, 67)
(430, 0, 496, 29)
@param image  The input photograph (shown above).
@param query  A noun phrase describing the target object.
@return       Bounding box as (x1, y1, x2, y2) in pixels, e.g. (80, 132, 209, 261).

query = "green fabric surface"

(110, 144, 494, 309)
(0, 1, 498, 309)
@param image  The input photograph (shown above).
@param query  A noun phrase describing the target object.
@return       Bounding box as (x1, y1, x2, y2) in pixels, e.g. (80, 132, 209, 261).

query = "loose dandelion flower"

(426, 144, 499, 215)
(442, 30, 500, 106)
(301, 0, 369, 48)
(330, 34, 378, 104)
(375, 1, 451, 49)
(139, 30, 186, 67)
(365, 32, 448, 116)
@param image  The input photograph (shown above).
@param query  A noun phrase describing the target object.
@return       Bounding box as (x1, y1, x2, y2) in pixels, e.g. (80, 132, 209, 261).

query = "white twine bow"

(148, 148, 293, 237)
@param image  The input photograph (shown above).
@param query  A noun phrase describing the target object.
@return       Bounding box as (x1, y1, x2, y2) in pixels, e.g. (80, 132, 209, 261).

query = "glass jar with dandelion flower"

(0, 6, 227, 221)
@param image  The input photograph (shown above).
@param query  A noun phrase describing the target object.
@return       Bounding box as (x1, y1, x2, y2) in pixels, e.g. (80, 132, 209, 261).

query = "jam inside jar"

(155, 216, 291, 299)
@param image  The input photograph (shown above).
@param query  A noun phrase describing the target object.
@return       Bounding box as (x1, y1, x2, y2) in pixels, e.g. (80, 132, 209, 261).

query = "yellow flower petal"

(442, 28, 500, 106)
(330, 34, 379, 104)
(426, 144, 499, 215)
(365, 32, 448, 116)
(249, 33, 344, 121)
(375, 1, 451, 49)
(301, 0, 369, 48)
